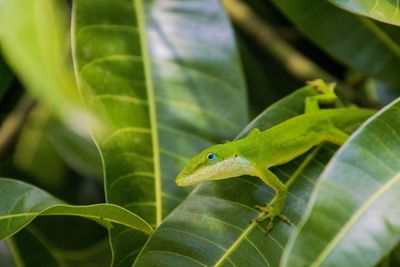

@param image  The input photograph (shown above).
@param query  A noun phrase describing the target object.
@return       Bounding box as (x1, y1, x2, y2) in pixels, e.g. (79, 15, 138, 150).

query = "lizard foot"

(252, 203, 291, 233)
(306, 79, 336, 94)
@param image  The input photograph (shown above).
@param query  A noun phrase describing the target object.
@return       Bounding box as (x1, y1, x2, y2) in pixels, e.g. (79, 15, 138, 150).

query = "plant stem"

(0, 95, 36, 160)
(222, 0, 335, 82)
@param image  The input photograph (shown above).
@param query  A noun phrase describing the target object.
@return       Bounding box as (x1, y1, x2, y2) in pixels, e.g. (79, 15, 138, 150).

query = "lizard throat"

(176, 155, 253, 186)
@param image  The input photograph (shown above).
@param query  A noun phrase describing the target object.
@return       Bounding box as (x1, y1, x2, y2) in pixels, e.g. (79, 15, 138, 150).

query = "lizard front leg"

(252, 168, 291, 232)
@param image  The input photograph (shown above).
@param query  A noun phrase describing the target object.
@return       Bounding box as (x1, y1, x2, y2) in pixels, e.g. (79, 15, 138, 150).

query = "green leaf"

(282, 98, 400, 267)
(272, 0, 400, 85)
(0, 178, 152, 241)
(329, 0, 400, 26)
(133, 87, 339, 266)
(0, 0, 85, 127)
(72, 0, 247, 265)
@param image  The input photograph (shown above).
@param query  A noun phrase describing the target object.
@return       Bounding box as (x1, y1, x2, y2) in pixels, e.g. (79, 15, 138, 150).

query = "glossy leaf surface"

(0, 178, 152, 241)
(329, 0, 400, 26)
(133, 87, 340, 266)
(72, 0, 247, 265)
(283, 98, 400, 267)
(273, 0, 400, 85)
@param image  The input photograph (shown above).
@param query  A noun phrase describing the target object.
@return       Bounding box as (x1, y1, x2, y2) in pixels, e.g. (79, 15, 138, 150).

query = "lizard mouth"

(176, 155, 252, 186)
(175, 173, 202, 186)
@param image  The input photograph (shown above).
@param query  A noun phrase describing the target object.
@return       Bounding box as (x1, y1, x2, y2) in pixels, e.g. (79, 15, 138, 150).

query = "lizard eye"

(207, 153, 217, 163)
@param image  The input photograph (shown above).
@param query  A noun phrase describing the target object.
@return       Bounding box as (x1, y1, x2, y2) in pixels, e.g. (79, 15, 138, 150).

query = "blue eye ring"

(207, 153, 217, 163)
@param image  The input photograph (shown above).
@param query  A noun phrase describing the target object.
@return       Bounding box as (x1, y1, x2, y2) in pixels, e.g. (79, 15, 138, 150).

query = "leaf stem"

(0, 94, 36, 160)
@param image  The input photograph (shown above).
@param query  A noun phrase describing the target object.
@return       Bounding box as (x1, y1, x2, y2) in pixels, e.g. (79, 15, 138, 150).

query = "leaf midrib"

(134, 0, 163, 225)
(311, 172, 400, 266)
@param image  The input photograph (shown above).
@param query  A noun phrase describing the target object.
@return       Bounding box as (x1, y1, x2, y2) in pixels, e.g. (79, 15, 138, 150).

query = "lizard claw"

(252, 202, 291, 233)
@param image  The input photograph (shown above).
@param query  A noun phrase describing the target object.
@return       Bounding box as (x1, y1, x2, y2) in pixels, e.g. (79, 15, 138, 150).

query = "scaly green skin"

(176, 80, 375, 231)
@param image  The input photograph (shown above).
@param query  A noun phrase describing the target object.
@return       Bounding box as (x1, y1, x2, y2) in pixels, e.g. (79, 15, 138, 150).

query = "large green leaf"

(272, 0, 400, 85)
(329, 0, 400, 26)
(133, 87, 345, 266)
(72, 0, 247, 266)
(0, 0, 85, 127)
(282, 98, 400, 267)
(0, 178, 152, 241)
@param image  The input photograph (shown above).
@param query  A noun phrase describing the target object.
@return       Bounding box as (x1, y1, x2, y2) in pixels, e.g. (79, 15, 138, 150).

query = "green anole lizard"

(175, 80, 374, 231)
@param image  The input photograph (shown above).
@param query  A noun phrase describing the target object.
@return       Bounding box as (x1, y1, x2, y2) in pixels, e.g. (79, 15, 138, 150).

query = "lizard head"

(175, 143, 250, 186)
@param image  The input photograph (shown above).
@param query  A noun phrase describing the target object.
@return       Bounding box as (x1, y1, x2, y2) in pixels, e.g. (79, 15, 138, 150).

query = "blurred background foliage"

(0, 0, 399, 266)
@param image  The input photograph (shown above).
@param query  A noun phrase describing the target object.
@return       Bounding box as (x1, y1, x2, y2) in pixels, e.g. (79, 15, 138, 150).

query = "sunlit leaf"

(329, 0, 400, 26)
(283, 97, 400, 267)
(72, 0, 248, 265)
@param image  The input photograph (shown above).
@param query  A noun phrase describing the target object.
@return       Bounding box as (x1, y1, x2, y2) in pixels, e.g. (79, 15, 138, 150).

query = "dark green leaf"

(133, 87, 338, 266)
(283, 98, 400, 267)
(8, 228, 60, 267)
(273, 0, 400, 85)
(10, 228, 111, 267)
